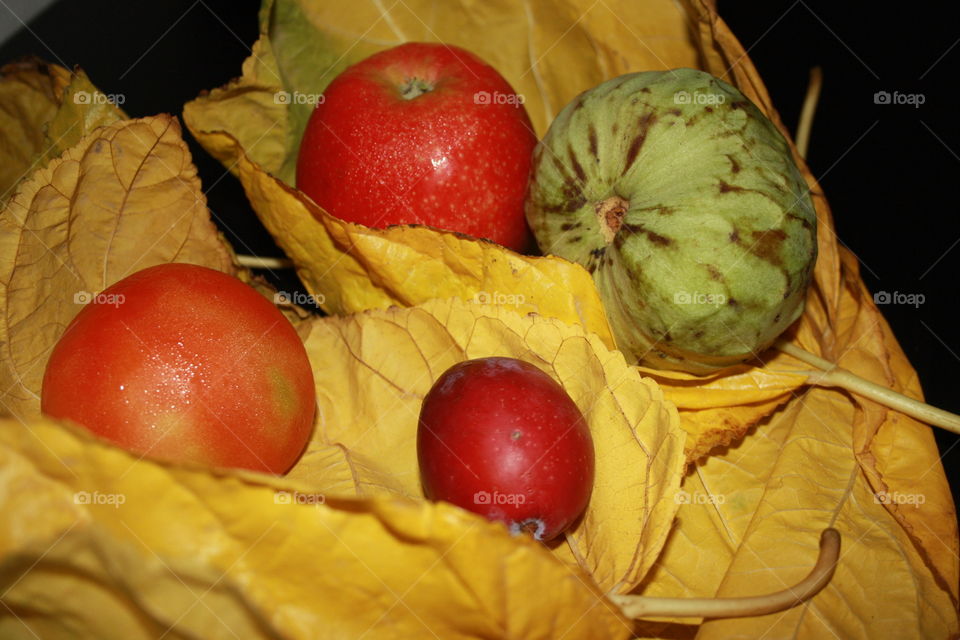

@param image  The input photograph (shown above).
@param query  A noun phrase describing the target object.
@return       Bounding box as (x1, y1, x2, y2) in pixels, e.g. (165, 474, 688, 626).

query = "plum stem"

(796, 66, 822, 159)
(611, 528, 840, 619)
(775, 340, 960, 433)
(234, 255, 294, 269)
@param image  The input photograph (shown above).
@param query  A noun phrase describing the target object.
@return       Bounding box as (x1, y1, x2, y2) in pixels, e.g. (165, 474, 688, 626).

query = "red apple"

(296, 42, 536, 252)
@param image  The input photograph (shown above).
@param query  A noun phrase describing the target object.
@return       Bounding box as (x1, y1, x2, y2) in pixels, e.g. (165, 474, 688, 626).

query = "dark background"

(2, 2, 957, 507)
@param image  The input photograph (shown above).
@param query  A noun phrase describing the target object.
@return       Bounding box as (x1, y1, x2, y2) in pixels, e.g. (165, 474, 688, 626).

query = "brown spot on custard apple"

(619, 223, 672, 247)
(588, 124, 599, 161)
(725, 154, 742, 173)
(540, 182, 586, 213)
(706, 264, 723, 281)
(568, 145, 586, 182)
(719, 180, 744, 194)
(750, 229, 787, 266)
(622, 112, 657, 175)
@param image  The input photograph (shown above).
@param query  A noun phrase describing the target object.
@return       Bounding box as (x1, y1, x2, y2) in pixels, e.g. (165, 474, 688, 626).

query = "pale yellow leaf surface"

(0, 114, 237, 421)
(0, 418, 632, 640)
(40, 67, 127, 162)
(638, 362, 810, 461)
(185, 112, 617, 348)
(302, 297, 686, 594)
(0, 60, 126, 205)
(0, 59, 71, 204)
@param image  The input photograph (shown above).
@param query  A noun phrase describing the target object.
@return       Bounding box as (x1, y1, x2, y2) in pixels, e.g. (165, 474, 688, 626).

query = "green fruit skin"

(525, 69, 817, 373)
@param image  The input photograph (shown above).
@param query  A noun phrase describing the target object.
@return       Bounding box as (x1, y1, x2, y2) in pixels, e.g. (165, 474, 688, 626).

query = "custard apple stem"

(611, 528, 840, 619)
(783, 72, 960, 432)
(234, 255, 294, 269)
(796, 66, 823, 160)
(776, 340, 960, 434)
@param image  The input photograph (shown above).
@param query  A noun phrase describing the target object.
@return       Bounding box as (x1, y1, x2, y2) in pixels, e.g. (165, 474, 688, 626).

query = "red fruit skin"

(417, 357, 594, 541)
(41, 264, 316, 474)
(296, 42, 536, 252)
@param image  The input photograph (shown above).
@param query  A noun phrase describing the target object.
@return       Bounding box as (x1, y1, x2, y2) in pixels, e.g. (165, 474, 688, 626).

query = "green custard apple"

(525, 68, 817, 373)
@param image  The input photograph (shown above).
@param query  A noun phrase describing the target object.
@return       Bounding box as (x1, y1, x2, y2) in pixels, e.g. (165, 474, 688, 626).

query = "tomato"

(41, 263, 315, 474)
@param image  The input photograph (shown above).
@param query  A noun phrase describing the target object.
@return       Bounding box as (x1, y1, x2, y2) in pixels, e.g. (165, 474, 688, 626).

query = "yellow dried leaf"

(0, 60, 126, 204)
(40, 66, 127, 162)
(302, 297, 686, 594)
(639, 363, 810, 461)
(0, 418, 631, 639)
(0, 59, 71, 203)
(185, 121, 616, 347)
(0, 114, 236, 420)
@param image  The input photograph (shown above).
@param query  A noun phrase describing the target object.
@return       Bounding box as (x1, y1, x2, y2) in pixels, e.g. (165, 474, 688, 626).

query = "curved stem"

(796, 66, 822, 159)
(235, 254, 294, 269)
(775, 340, 960, 434)
(612, 528, 840, 620)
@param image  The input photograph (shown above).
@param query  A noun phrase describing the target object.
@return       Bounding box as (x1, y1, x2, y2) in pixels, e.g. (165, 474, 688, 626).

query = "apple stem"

(399, 77, 433, 100)
(774, 339, 960, 434)
(611, 528, 840, 619)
